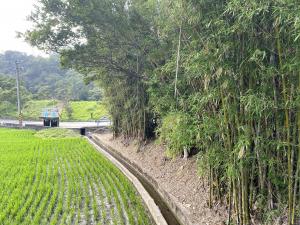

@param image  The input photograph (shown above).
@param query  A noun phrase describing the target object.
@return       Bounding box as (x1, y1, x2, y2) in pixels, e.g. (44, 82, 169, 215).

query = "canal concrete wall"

(90, 134, 193, 225)
(87, 137, 168, 225)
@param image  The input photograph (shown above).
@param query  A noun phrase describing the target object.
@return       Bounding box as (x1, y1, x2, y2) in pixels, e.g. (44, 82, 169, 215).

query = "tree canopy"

(0, 74, 32, 117)
(0, 51, 102, 101)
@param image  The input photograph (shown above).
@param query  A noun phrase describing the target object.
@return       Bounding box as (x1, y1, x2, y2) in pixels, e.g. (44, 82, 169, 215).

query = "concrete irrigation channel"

(88, 134, 183, 225)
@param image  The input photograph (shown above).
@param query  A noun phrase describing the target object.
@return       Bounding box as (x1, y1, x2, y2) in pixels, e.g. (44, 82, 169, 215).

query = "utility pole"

(15, 61, 22, 128)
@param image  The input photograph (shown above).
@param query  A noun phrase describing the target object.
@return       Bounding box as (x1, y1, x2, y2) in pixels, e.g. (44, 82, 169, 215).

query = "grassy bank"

(60, 101, 108, 121)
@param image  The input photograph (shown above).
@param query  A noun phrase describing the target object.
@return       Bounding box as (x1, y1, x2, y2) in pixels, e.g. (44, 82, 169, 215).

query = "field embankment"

(34, 128, 80, 138)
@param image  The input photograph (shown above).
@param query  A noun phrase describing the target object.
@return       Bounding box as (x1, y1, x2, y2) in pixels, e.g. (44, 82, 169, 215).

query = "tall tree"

(26, 0, 161, 139)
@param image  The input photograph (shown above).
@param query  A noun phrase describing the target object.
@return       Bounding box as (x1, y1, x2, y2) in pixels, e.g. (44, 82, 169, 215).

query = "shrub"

(158, 112, 197, 158)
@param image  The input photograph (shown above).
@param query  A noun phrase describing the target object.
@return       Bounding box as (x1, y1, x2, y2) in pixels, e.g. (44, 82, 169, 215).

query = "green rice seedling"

(0, 128, 153, 225)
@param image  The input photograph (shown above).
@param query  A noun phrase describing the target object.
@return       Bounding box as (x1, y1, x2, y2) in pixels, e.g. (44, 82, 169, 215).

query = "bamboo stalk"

(276, 25, 293, 225)
(209, 165, 213, 209)
(292, 72, 300, 224)
(233, 177, 240, 225)
(228, 180, 232, 225)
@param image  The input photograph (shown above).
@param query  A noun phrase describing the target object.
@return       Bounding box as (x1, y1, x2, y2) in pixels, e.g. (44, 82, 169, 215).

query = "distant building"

(40, 108, 59, 127)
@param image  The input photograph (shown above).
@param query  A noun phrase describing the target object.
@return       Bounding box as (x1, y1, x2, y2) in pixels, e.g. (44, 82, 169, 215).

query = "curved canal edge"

(87, 137, 169, 225)
(88, 134, 189, 225)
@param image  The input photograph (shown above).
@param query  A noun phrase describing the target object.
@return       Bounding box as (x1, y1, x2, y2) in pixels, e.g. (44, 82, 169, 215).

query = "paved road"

(0, 119, 111, 128)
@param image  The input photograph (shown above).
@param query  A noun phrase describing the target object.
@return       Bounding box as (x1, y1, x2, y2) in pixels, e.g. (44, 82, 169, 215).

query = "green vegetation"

(0, 100, 107, 122)
(0, 75, 32, 118)
(22, 100, 59, 120)
(0, 51, 103, 119)
(0, 51, 102, 101)
(0, 128, 152, 225)
(34, 128, 80, 138)
(60, 101, 108, 121)
(25, 0, 300, 224)
(158, 112, 196, 158)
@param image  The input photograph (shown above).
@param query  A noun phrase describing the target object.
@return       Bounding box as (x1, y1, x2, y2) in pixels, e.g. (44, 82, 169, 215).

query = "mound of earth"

(35, 128, 80, 138)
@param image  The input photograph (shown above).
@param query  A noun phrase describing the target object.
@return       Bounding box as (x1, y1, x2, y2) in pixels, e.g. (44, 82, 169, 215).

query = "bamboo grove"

(25, 0, 300, 224)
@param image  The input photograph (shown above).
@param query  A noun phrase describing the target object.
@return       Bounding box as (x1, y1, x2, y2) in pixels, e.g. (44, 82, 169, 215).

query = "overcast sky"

(0, 0, 46, 56)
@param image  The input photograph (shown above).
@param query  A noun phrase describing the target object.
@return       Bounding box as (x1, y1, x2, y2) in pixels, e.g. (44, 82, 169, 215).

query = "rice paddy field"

(0, 128, 153, 225)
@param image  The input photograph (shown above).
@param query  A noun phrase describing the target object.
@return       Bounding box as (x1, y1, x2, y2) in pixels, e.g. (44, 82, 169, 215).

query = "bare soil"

(94, 133, 227, 225)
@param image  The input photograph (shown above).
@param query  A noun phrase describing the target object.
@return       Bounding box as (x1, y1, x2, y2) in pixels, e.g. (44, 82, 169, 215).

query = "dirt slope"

(94, 132, 227, 225)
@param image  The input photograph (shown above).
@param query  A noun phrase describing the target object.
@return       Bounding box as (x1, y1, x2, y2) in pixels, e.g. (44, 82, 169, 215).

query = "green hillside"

(60, 101, 108, 121)
(22, 100, 59, 120)
(0, 100, 108, 122)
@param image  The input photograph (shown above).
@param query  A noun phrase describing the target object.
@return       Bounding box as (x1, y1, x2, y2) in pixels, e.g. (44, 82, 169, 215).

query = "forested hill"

(0, 51, 101, 101)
